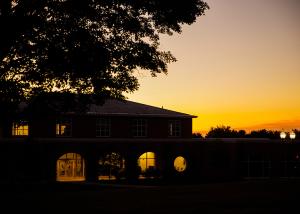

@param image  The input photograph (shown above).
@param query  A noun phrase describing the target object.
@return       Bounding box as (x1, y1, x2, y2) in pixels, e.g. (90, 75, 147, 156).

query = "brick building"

(0, 100, 299, 183)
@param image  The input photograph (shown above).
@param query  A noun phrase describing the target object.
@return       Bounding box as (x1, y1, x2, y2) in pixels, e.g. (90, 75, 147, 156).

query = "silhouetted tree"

(248, 129, 280, 139)
(193, 132, 203, 138)
(0, 0, 209, 116)
(206, 126, 245, 138)
(205, 127, 296, 140)
(237, 130, 246, 138)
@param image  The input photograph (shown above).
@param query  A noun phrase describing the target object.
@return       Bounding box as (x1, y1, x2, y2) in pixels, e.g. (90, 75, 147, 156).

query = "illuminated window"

(132, 119, 147, 137)
(98, 152, 125, 181)
(12, 121, 29, 136)
(56, 153, 85, 182)
(56, 118, 72, 137)
(168, 120, 181, 137)
(174, 156, 187, 172)
(138, 152, 157, 178)
(96, 118, 110, 137)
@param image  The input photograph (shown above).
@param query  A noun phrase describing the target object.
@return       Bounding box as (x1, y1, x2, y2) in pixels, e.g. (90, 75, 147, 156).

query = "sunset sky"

(127, 0, 300, 134)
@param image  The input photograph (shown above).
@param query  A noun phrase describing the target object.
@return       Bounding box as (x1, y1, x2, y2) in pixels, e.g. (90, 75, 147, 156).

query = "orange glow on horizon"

(127, 0, 300, 135)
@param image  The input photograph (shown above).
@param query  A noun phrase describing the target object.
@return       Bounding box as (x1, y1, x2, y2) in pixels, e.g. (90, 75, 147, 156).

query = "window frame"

(12, 120, 29, 137)
(96, 117, 111, 137)
(168, 120, 181, 137)
(56, 118, 72, 137)
(132, 118, 148, 137)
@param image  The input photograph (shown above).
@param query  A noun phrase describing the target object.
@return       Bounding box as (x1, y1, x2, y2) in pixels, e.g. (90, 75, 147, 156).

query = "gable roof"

(87, 99, 197, 118)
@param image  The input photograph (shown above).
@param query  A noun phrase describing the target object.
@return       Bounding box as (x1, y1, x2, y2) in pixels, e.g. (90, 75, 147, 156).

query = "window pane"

(56, 119, 72, 136)
(98, 152, 126, 181)
(12, 121, 29, 136)
(96, 118, 110, 137)
(56, 153, 85, 182)
(132, 119, 147, 137)
(138, 152, 156, 172)
(174, 156, 187, 172)
(168, 120, 181, 137)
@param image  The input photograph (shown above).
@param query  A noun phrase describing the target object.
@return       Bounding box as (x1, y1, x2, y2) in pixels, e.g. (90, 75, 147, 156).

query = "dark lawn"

(1, 179, 299, 214)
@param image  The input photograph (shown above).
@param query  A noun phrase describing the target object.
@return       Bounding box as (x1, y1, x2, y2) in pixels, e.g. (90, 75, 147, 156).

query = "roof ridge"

(88, 99, 197, 118)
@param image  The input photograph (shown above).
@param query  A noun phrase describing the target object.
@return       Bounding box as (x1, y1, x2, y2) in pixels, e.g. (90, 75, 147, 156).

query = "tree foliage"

(206, 126, 245, 138)
(192, 132, 203, 138)
(247, 129, 280, 139)
(205, 125, 293, 140)
(0, 0, 209, 112)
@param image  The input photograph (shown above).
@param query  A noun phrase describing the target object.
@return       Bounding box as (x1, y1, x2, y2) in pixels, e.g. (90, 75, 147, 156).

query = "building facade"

(0, 100, 300, 183)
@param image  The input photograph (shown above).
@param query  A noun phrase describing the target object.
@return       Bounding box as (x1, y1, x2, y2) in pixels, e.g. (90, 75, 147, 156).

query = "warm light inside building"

(56, 153, 85, 182)
(12, 121, 29, 136)
(56, 124, 67, 135)
(138, 152, 156, 172)
(174, 156, 187, 172)
(56, 119, 72, 136)
(98, 152, 125, 181)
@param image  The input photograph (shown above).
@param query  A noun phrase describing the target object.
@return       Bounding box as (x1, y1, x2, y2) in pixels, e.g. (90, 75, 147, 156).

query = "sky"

(127, 0, 300, 134)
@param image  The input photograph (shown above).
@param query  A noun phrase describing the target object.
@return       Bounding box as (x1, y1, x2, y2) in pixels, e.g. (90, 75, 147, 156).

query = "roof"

(86, 99, 197, 118)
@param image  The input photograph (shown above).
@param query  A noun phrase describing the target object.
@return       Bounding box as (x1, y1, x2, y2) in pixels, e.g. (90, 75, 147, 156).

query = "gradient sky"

(127, 0, 300, 134)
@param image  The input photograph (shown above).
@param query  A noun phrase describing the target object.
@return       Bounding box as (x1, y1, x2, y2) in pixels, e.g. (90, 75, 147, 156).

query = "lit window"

(56, 118, 72, 137)
(174, 156, 187, 172)
(138, 152, 155, 172)
(12, 121, 29, 136)
(138, 152, 158, 179)
(98, 152, 125, 181)
(132, 119, 147, 137)
(56, 153, 85, 182)
(96, 118, 110, 137)
(168, 120, 181, 137)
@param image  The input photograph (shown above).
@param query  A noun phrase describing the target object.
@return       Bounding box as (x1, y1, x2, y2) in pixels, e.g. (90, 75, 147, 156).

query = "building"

(0, 99, 197, 182)
(0, 99, 300, 183)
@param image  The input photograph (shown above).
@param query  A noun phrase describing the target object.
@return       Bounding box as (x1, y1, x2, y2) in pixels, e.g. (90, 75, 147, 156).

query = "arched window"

(174, 156, 187, 172)
(98, 152, 125, 180)
(56, 153, 85, 181)
(138, 152, 157, 179)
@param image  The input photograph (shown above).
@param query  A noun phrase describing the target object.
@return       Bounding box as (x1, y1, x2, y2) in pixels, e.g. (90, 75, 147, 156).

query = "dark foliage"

(0, 0, 209, 116)
(206, 126, 245, 138)
(248, 129, 280, 139)
(192, 132, 203, 138)
(205, 125, 297, 140)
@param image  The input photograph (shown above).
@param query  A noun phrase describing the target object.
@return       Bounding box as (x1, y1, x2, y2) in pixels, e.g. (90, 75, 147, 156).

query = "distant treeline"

(193, 125, 300, 139)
